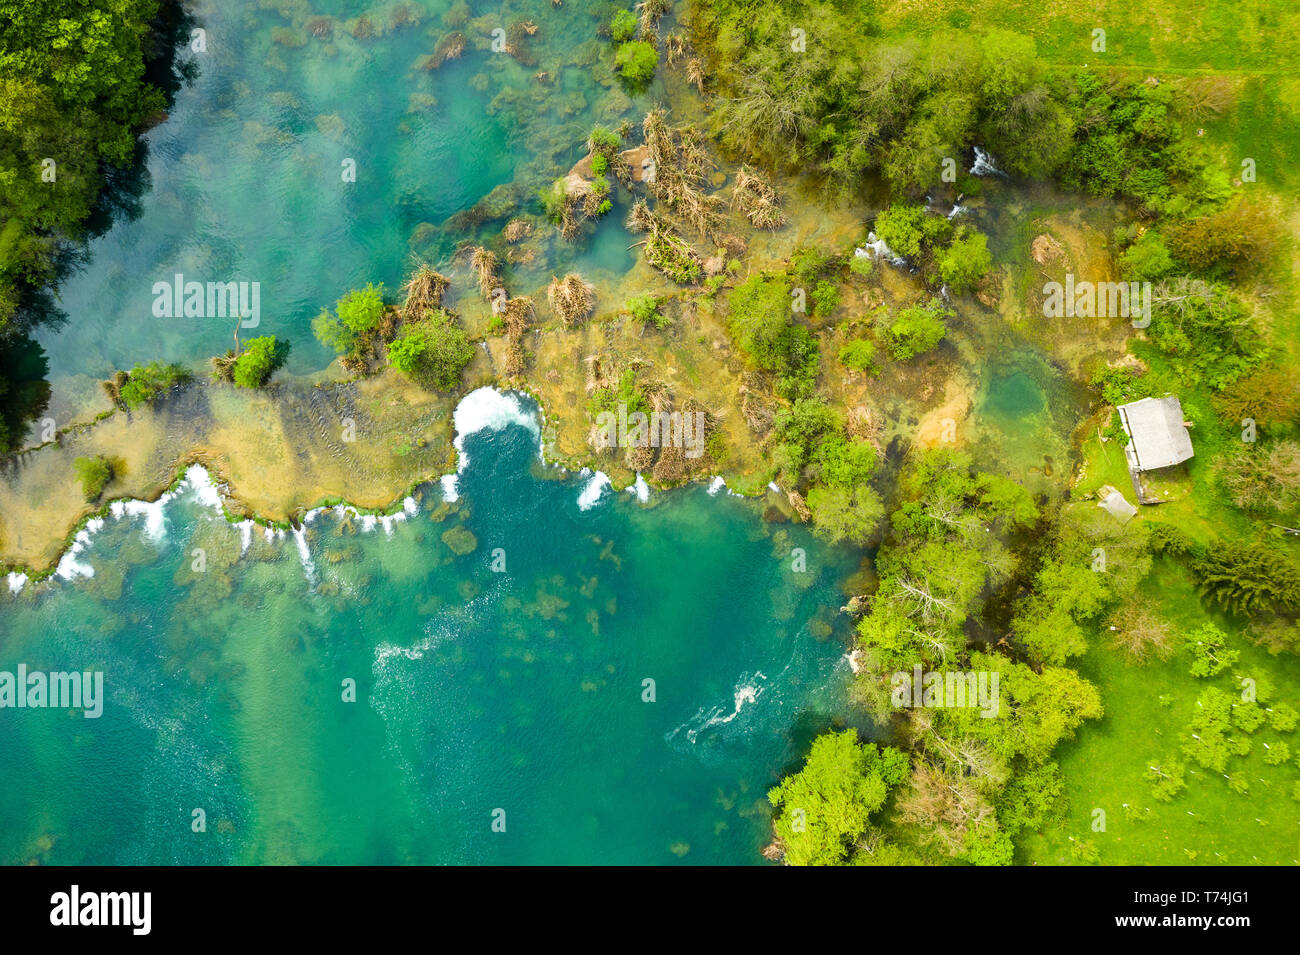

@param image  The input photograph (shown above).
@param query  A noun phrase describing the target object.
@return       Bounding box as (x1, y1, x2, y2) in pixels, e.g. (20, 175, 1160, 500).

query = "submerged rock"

(441, 525, 478, 555)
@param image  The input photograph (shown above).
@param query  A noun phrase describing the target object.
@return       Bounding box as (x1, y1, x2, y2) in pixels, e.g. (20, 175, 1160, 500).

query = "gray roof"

(1118, 396, 1194, 471)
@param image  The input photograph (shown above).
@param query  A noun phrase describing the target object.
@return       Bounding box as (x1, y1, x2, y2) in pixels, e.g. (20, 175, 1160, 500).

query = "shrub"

(1117, 230, 1175, 282)
(849, 255, 873, 278)
(885, 298, 950, 359)
(1216, 441, 1300, 515)
(790, 246, 832, 286)
(232, 336, 288, 388)
(118, 361, 189, 409)
(772, 398, 839, 475)
(838, 338, 877, 374)
(1168, 196, 1282, 273)
(937, 231, 991, 294)
(73, 456, 112, 502)
(873, 205, 927, 259)
(388, 311, 475, 390)
(314, 283, 386, 357)
(727, 273, 793, 369)
(810, 279, 840, 317)
(1147, 279, 1264, 390)
(588, 367, 649, 418)
(816, 433, 878, 488)
(614, 41, 658, 85)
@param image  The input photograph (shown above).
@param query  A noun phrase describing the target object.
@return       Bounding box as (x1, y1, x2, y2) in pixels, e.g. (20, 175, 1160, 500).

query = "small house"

(1116, 396, 1194, 503)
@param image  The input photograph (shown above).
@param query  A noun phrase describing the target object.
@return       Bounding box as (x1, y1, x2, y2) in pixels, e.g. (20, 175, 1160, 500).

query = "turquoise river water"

(1, 393, 864, 864)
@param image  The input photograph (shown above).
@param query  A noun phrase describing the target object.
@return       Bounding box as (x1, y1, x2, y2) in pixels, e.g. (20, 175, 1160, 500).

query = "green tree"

(1194, 542, 1300, 616)
(1185, 623, 1239, 678)
(886, 298, 949, 359)
(313, 283, 387, 358)
(231, 336, 287, 388)
(768, 731, 909, 866)
(808, 485, 885, 546)
(937, 231, 991, 294)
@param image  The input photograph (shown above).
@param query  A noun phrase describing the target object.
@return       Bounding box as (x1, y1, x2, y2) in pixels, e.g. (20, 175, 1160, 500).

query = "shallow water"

(0, 395, 862, 864)
(970, 344, 1086, 494)
(38, 0, 661, 387)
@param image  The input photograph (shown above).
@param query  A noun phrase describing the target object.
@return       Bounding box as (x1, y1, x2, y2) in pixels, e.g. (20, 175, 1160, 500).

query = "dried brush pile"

(732, 166, 787, 230)
(640, 110, 724, 238)
(547, 273, 596, 327)
(400, 265, 450, 321)
(469, 247, 502, 300)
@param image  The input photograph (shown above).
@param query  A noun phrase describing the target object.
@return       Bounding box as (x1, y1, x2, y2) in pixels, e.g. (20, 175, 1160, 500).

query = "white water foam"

(668, 670, 770, 745)
(707, 476, 726, 495)
(628, 474, 650, 503)
(453, 386, 541, 469)
(291, 526, 316, 581)
(7, 571, 29, 594)
(970, 146, 1005, 177)
(577, 469, 611, 510)
(55, 518, 104, 580)
(858, 233, 906, 266)
(106, 465, 226, 543)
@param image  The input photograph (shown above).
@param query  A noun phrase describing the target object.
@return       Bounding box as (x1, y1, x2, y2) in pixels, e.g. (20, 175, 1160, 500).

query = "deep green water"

(0, 393, 863, 864)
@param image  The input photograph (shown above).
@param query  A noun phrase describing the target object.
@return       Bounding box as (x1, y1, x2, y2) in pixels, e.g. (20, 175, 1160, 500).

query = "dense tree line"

(0, 0, 190, 450)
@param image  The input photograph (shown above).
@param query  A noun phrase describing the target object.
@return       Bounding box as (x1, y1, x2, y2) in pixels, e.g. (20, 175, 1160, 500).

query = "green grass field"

(880, 0, 1300, 189)
(1022, 556, 1300, 865)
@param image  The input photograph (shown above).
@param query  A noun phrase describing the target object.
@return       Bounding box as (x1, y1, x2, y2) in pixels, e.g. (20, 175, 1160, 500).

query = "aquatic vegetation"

(614, 41, 658, 86)
(610, 9, 638, 44)
(500, 295, 535, 377)
(73, 455, 112, 503)
(624, 294, 668, 329)
(440, 524, 478, 555)
(640, 230, 697, 285)
(423, 31, 466, 70)
(469, 247, 503, 301)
